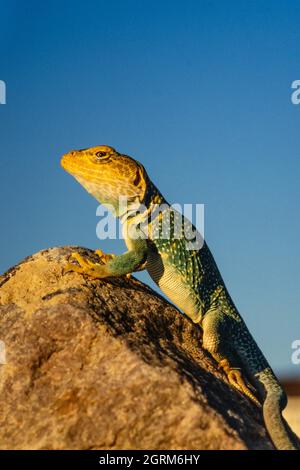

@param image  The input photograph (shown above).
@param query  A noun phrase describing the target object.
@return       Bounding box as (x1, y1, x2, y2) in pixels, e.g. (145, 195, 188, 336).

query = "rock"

(0, 247, 274, 450)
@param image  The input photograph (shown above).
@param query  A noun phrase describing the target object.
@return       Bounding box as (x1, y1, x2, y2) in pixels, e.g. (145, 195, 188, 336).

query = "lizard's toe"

(95, 249, 116, 264)
(227, 369, 261, 407)
(63, 252, 109, 278)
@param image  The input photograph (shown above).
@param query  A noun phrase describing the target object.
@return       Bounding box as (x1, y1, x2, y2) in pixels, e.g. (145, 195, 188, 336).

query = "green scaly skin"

(61, 145, 298, 450)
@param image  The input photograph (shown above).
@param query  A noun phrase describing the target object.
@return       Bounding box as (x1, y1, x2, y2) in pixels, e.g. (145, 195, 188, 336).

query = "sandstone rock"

(0, 247, 274, 450)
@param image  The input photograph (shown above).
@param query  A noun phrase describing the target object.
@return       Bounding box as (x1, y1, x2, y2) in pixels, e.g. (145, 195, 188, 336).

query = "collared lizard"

(61, 145, 298, 450)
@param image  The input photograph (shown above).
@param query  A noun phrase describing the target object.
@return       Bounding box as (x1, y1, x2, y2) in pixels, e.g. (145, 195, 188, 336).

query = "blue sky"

(0, 0, 299, 377)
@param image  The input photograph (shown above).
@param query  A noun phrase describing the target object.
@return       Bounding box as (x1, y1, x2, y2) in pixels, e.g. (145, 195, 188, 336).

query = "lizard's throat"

(72, 174, 141, 217)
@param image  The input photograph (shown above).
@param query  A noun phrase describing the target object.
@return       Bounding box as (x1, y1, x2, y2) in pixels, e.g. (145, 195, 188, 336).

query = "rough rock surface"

(0, 247, 275, 450)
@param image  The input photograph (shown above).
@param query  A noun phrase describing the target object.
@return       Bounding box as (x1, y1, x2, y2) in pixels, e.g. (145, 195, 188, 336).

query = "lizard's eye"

(95, 151, 107, 159)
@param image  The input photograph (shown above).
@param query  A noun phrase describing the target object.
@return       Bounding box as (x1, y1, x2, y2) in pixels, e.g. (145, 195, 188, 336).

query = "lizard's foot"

(64, 252, 110, 279)
(95, 249, 131, 279)
(219, 359, 261, 407)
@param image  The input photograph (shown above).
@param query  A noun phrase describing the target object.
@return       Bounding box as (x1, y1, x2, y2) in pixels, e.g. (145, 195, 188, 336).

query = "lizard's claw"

(72, 252, 97, 269)
(64, 252, 109, 279)
(219, 359, 261, 407)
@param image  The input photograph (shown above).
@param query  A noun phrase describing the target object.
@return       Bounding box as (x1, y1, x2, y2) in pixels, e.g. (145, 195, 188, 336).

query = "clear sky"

(0, 0, 299, 377)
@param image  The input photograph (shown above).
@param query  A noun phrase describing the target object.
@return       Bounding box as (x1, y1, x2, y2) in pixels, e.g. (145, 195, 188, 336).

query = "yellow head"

(61, 145, 148, 216)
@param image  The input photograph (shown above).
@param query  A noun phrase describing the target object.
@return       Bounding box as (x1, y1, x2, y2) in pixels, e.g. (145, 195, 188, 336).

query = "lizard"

(61, 145, 298, 450)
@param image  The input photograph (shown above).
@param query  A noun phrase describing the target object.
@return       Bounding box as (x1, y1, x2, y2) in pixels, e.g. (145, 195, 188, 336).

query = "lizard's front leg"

(65, 241, 148, 279)
(202, 308, 261, 407)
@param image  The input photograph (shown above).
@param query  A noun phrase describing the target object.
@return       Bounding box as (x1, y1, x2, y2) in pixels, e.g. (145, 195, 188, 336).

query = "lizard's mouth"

(60, 152, 76, 173)
(60, 155, 67, 170)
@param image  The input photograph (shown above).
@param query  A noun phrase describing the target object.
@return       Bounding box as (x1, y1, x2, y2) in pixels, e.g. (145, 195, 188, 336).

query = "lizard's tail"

(233, 324, 299, 450)
(263, 387, 298, 450)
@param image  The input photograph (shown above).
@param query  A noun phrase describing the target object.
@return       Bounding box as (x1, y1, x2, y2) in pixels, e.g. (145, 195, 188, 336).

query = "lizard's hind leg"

(202, 308, 261, 407)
